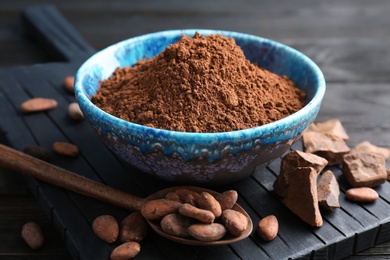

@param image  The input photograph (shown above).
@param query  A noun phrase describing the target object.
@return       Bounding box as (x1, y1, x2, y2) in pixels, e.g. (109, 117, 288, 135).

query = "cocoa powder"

(92, 33, 306, 132)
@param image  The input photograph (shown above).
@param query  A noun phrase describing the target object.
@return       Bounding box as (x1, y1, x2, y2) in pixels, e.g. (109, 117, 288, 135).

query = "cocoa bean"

(178, 203, 215, 224)
(345, 187, 379, 203)
(174, 188, 200, 206)
(23, 145, 51, 162)
(20, 98, 57, 114)
(221, 209, 248, 236)
(92, 215, 119, 243)
(119, 212, 148, 243)
(63, 76, 75, 94)
(160, 213, 193, 238)
(257, 215, 278, 241)
(110, 241, 141, 260)
(215, 190, 238, 210)
(141, 199, 181, 220)
(68, 102, 84, 120)
(52, 142, 79, 157)
(197, 192, 222, 218)
(165, 191, 182, 202)
(188, 223, 226, 242)
(21, 222, 44, 249)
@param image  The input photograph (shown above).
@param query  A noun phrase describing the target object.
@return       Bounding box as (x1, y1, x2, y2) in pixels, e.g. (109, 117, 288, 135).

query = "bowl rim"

(74, 29, 326, 141)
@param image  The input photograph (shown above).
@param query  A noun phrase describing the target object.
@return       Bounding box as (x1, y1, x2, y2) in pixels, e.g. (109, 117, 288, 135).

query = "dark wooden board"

(0, 62, 389, 260)
(0, 4, 389, 260)
(21, 4, 95, 62)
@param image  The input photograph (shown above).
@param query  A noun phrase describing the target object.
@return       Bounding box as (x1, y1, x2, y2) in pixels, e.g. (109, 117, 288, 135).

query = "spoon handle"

(0, 144, 144, 212)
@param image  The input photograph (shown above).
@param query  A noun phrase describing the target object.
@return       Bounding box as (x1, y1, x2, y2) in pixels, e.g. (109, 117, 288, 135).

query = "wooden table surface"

(0, 1, 389, 259)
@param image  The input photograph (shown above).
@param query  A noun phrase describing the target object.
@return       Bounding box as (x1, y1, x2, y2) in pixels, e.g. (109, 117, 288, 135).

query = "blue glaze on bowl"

(74, 29, 325, 185)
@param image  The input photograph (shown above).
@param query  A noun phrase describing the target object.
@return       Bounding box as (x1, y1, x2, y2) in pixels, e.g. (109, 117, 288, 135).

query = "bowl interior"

(77, 29, 323, 102)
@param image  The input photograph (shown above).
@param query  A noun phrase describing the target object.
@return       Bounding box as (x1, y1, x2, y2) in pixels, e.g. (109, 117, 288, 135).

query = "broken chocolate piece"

(283, 150, 328, 173)
(317, 170, 340, 211)
(342, 152, 387, 187)
(274, 150, 328, 198)
(350, 141, 390, 160)
(302, 132, 350, 165)
(282, 167, 323, 227)
(305, 119, 349, 140)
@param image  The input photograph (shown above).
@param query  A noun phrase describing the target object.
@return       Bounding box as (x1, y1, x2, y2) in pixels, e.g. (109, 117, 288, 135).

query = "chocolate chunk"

(342, 152, 387, 187)
(283, 150, 329, 173)
(273, 150, 328, 198)
(305, 119, 349, 140)
(282, 167, 323, 227)
(302, 132, 350, 165)
(350, 141, 390, 160)
(317, 170, 340, 211)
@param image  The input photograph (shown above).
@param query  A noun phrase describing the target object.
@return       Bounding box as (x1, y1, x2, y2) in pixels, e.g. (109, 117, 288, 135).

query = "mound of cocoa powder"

(92, 32, 306, 133)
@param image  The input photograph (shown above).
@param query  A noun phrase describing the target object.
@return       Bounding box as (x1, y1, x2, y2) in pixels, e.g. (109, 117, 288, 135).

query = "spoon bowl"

(0, 144, 252, 245)
(144, 186, 253, 245)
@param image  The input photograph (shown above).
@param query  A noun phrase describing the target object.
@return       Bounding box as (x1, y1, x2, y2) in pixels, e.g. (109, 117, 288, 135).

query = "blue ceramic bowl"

(74, 29, 326, 185)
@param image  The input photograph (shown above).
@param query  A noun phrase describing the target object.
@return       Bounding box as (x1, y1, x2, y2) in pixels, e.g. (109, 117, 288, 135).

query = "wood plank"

(284, 39, 390, 83)
(0, 65, 171, 260)
(234, 176, 325, 259)
(255, 143, 390, 259)
(16, 60, 238, 260)
(0, 195, 71, 259)
(21, 4, 95, 62)
(0, 68, 114, 260)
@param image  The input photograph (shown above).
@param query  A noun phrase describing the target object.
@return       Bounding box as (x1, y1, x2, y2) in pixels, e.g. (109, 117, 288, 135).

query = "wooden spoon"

(0, 144, 252, 245)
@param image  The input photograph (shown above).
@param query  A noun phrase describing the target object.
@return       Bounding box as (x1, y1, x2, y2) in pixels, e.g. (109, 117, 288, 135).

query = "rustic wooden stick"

(0, 144, 144, 211)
